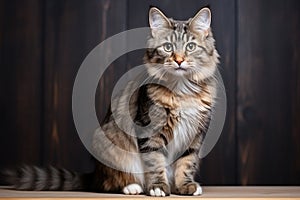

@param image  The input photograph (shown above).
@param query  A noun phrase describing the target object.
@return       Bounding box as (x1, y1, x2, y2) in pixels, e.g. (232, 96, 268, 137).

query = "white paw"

(123, 183, 143, 195)
(193, 184, 203, 196)
(150, 188, 166, 197)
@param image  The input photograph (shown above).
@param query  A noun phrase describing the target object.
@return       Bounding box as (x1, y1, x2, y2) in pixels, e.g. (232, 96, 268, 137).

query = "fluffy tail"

(3, 166, 93, 191)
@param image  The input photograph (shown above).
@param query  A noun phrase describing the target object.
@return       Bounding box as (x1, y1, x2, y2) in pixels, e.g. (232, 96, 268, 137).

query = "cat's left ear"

(149, 7, 172, 37)
(189, 8, 211, 36)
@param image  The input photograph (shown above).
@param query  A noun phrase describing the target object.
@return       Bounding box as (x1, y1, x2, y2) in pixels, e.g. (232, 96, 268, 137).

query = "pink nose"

(174, 55, 184, 66)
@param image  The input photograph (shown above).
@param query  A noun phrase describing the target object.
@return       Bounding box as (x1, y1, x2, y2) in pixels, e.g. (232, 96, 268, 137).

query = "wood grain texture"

(95, 0, 128, 123)
(197, 0, 237, 186)
(0, 187, 300, 199)
(0, 0, 43, 169)
(0, 0, 300, 186)
(43, 0, 128, 172)
(42, 0, 103, 172)
(237, 0, 300, 185)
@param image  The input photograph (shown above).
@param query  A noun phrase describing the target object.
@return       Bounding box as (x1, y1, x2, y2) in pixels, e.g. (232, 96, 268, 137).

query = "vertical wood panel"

(43, 0, 127, 172)
(0, 0, 43, 168)
(290, 1, 300, 183)
(43, 0, 102, 172)
(0, 0, 299, 186)
(95, 0, 128, 123)
(127, 0, 237, 185)
(199, 0, 237, 185)
(237, 0, 300, 185)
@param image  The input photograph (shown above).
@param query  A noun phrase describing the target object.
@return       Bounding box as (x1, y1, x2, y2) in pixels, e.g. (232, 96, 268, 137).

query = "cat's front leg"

(138, 137, 170, 196)
(173, 148, 202, 195)
(142, 152, 170, 196)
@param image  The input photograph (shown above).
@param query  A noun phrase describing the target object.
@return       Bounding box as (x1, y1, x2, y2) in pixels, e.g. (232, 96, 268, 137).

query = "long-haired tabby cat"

(4, 7, 219, 196)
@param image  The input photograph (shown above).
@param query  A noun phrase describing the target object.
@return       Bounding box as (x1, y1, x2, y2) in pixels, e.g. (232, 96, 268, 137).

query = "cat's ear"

(149, 7, 171, 37)
(189, 8, 211, 35)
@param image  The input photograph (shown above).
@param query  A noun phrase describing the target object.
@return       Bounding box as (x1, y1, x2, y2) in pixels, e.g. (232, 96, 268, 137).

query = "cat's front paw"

(123, 183, 143, 195)
(147, 183, 170, 197)
(176, 182, 202, 196)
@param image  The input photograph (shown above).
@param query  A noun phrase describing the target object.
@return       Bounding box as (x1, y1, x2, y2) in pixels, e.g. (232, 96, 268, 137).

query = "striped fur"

(4, 7, 219, 196)
(4, 166, 90, 191)
(92, 7, 219, 196)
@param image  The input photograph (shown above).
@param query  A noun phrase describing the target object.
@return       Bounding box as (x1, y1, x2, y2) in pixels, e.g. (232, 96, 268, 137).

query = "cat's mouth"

(175, 67, 187, 71)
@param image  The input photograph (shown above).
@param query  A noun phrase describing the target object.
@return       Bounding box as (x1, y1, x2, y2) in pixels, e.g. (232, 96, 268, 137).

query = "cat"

(4, 7, 219, 196)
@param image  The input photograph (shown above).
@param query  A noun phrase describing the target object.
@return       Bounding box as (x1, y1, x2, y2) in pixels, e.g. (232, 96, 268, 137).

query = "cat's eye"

(163, 42, 173, 52)
(186, 42, 196, 52)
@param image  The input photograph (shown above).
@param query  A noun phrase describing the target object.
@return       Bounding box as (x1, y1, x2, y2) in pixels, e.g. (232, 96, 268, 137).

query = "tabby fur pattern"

(4, 7, 219, 196)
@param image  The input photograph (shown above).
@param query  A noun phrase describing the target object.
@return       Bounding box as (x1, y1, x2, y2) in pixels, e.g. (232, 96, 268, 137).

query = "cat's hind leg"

(193, 183, 203, 196)
(123, 183, 143, 195)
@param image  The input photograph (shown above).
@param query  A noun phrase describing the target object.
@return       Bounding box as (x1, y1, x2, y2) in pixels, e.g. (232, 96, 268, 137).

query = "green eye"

(186, 42, 196, 52)
(163, 42, 173, 52)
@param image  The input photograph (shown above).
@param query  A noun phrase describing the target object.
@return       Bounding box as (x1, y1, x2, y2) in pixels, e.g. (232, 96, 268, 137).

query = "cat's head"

(144, 7, 219, 83)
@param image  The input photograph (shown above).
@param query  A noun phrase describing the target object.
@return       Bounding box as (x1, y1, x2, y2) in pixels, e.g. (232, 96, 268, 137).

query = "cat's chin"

(169, 68, 189, 76)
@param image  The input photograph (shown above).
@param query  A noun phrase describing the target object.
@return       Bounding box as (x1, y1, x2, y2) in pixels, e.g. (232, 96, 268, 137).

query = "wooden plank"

(43, 0, 101, 172)
(95, 0, 128, 123)
(0, 187, 300, 199)
(198, 0, 237, 186)
(289, 1, 300, 186)
(43, 0, 127, 172)
(127, 0, 237, 185)
(0, 0, 43, 169)
(237, 0, 300, 185)
(1, 0, 299, 187)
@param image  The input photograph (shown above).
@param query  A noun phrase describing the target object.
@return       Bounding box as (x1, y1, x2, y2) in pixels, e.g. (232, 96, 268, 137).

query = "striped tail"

(3, 166, 92, 191)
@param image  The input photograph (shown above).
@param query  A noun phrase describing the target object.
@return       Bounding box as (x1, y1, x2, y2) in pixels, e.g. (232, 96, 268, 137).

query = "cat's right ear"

(149, 7, 171, 37)
(189, 7, 211, 37)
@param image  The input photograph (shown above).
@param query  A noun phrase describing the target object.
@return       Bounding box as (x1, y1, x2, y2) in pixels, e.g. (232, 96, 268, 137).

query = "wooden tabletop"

(0, 186, 300, 199)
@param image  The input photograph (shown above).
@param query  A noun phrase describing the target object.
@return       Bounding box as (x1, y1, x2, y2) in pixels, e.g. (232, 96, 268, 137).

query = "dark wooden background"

(0, 0, 300, 185)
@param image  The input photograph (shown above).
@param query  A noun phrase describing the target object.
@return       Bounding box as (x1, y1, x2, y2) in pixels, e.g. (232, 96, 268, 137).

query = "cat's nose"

(174, 54, 184, 66)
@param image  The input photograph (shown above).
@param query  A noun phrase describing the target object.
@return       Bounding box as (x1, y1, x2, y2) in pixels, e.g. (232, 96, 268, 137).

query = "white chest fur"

(166, 98, 204, 162)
